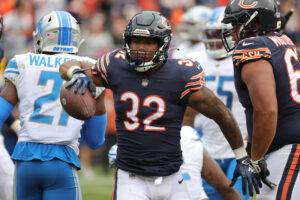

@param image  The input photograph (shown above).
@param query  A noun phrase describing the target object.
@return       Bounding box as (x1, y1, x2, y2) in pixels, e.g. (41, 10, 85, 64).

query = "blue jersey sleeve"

(177, 59, 205, 100)
(232, 37, 272, 68)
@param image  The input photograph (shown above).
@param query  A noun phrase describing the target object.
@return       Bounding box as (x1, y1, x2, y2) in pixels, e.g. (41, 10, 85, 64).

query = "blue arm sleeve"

(80, 113, 107, 150)
(0, 97, 14, 134)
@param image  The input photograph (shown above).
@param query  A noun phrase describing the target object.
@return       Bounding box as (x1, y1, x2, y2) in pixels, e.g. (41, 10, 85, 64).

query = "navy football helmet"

(221, 0, 281, 52)
(123, 10, 172, 72)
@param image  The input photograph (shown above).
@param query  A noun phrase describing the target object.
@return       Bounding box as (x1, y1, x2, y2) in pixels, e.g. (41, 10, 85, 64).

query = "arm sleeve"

(80, 113, 107, 150)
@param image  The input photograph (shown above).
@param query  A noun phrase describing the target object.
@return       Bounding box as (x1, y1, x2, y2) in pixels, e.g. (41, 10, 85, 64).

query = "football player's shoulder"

(233, 36, 271, 68)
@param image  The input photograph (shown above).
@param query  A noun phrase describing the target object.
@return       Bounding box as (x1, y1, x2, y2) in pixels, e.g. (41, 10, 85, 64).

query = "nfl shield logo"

(141, 79, 149, 87)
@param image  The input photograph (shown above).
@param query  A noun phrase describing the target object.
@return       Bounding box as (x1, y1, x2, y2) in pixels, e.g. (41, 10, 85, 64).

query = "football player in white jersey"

(0, 12, 21, 200)
(186, 7, 249, 200)
(0, 11, 107, 200)
(171, 5, 212, 59)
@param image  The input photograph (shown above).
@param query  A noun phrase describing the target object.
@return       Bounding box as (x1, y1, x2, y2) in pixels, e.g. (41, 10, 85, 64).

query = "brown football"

(60, 82, 96, 120)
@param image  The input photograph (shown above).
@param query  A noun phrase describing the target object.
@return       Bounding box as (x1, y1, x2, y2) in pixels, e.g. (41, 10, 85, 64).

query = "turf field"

(79, 166, 115, 200)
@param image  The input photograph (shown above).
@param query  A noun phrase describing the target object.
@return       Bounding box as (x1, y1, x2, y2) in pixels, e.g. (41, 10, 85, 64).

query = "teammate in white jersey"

(187, 7, 249, 199)
(171, 5, 212, 59)
(0, 10, 107, 200)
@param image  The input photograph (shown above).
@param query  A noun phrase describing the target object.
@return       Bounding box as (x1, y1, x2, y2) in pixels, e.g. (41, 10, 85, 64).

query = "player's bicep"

(0, 79, 18, 105)
(241, 60, 277, 110)
(188, 86, 227, 120)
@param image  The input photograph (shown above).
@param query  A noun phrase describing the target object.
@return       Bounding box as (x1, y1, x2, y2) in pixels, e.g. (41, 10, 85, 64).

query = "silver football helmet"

(178, 6, 212, 41)
(203, 7, 234, 60)
(33, 10, 83, 54)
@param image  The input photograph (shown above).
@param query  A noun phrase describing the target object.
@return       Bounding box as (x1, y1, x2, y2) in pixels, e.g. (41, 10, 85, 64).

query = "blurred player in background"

(0, 10, 107, 200)
(60, 10, 262, 199)
(171, 5, 212, 59)
(0, 12, 19, 200)
(221, 0, 300, 199)
(186, 7, 249, 199)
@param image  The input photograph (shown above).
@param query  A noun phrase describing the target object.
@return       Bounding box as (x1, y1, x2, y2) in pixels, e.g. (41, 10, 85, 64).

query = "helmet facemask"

(122, 10, 172, 72)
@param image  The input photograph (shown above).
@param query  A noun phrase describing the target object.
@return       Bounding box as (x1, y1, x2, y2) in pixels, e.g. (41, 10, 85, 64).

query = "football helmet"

(33, 10, 83, 54)
(123, 10, 172, 72)
(203, 7, 234, 60)
(221, 0, 281, 52)
(178, 6, 212, 41)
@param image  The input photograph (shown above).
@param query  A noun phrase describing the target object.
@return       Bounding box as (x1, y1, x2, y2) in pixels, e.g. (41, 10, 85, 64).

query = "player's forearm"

(60, 61, 103, 86)
(251, 109, 277, 161)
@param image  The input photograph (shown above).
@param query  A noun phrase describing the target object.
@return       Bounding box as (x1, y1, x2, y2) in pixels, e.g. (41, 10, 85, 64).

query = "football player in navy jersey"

(221, 0, 300, 199)
(60, 10, 262, 199)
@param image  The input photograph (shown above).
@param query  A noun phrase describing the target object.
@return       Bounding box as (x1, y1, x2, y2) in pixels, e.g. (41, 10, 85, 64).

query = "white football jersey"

(4, 53, 101, 154)
(187, 50, 247, 159)
(171, 41, 206, 59)
(180, 126, 207, 200)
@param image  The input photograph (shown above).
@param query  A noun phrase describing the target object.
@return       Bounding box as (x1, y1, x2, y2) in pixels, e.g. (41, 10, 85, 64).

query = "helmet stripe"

(55, 11, 62, 45)
(67, 12, 72, 46)
(59, 11, 70, 46)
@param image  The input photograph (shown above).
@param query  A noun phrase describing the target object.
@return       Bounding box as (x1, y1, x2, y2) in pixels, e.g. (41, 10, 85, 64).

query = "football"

(60, 82, 96, 120)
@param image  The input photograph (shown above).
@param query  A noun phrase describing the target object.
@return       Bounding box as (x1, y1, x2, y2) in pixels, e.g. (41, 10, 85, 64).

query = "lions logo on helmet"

(123, 10, 172, 72)
(221, 0, 281, 52)
(203, 7, 234, 60)
(33, 10, 84, 54)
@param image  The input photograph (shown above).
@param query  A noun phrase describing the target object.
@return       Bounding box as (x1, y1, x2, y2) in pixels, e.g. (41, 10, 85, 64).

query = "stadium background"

(1, 0, 300, 199)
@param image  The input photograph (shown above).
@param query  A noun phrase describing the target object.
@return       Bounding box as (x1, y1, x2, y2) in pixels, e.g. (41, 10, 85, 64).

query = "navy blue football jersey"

(92, 50, 205, 176)
(232, 33, 300, 153)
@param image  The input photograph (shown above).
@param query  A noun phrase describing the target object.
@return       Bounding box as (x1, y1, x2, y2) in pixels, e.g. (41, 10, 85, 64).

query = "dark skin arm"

(202, 148, 242, 200)
(188, 86, 244, 150)
(95, 90, 106, 115)
(241, 59, 277, 161)
(182, 106, 198, 127)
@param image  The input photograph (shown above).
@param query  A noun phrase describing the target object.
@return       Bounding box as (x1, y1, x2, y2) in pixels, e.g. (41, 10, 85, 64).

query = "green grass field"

(79, 166, 115, 200)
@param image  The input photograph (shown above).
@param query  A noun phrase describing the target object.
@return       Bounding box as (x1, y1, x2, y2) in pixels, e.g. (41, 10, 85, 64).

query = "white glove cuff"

(233, 146, 248, 160)
(67, 66, 81, 79)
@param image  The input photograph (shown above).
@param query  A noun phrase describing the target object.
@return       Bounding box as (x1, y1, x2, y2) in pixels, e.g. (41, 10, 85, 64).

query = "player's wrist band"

(233, 146, 248, 160)
(67, 65, 81, 79)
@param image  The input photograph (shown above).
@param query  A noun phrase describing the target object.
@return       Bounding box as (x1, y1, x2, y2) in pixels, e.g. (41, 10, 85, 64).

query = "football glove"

(108, 144, 117, 168)
(252, 158, 277, 190)
(230, 155, 262, 196)
(245, 141, 277, 190)
(65, 68, 96, 97)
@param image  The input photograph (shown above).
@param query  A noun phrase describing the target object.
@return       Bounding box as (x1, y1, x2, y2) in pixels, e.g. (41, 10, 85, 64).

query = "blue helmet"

(123, 10, 172, 72)
(33, 10, 84, 54)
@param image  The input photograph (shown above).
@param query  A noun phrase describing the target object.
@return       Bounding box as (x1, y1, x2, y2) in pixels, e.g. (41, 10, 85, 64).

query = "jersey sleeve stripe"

(95, 57, 108, 85)
(100, 55, 108, 77)
(234, 48, 271, 53)
(180, 86, 203, 99)
(236, 54, 271, 66)
(4, 70, 19, 74)
(191, 71, 204, 80)
(106, 52, 111, 66)
(185, 80, 202, 87)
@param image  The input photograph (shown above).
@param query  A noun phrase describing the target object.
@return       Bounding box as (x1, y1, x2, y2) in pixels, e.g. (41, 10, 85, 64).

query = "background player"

(0, 10, 107, 200)
(60, 10, 262, 199)
(186, 6, 249, 199)
(171, 5, 212, 59)
(221, 0, 300, 199)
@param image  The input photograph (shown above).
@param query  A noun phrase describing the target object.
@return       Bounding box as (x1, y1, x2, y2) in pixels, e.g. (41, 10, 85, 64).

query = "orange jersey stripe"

(106, 52, 111, 66)
(191, 71, 204, 80)
(180, 86, 203, 99)
(185, 80, 201, 87)
(280, 144, 300, 200)
(234, 48, 270, 53)
(101, 55, 108, 77)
